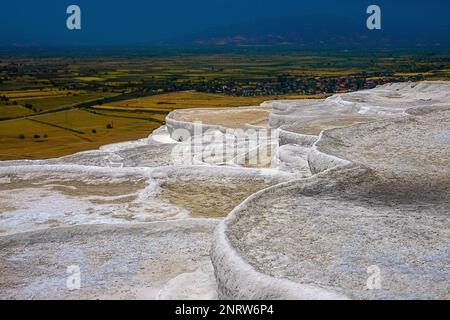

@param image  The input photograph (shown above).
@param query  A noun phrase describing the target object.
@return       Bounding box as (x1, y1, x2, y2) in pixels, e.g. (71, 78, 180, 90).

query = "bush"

(33, 134, 40, 139)
(92, 129, 97, 133)
(19, 134, 25, 139)
(44, 134, 48, 138)
(106, 123, 113, 129)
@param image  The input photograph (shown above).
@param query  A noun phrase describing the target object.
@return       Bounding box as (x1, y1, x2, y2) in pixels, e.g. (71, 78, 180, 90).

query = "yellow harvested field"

(106, 91, 275, 111)
(88, 109, 167, 122)
(0, 105, 34, 118)
(394, 72, 433, 77)
(73, 77, 105, 81)
(17, 92, 116, 112)
(0, 109, 161, 160)
(1, 89, 83, 99)
(0, 119, 76, 159)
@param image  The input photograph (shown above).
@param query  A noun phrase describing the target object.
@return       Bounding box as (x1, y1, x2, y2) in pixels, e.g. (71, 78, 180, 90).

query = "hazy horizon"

(1, 0, 449, 48)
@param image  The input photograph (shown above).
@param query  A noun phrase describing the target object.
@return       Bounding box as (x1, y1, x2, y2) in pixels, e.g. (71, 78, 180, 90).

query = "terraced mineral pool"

(0, 176, 148, 197)
(158, 180, 273, 218)
(316, 110, 450, 175)
(285, 115, 379, 136)
(239, 148, 275, 168)
(0, 220, 218, 300)
(0, 173, 151, 235)
(225, 167, 450, 300)
(172, 109, 271, 129)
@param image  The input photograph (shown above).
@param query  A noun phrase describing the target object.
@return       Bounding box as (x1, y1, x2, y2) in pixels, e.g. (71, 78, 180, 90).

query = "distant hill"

(168, 15, 450, 49)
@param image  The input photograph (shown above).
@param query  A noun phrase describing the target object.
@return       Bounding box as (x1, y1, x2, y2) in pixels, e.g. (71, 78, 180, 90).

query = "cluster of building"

(191, 73, 425, 96)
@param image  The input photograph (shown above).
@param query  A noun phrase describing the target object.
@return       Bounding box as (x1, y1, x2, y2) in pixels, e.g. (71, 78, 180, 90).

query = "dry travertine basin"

(0, 163, 288, 299)
(314, 109, 450, 177)
(158, 180, 272, 218)
(1, 81, 449, 300)
(0, 165, 289, 235)
(282, 115, 379, 136)
(213, 107, 450, 300)
(166, 106, 278, 169)
(169, 107, 271, 129)
(150, 166, 290, 219)
(0, 220, 219, 300)
(270, 81, 450, 141)
(218, 166, 449, 300)
(0, 168, 151, 235)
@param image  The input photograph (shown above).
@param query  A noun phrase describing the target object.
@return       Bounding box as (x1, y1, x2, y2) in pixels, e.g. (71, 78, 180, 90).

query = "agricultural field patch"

(18, 91, 116, 112)
(0, 103, 34, 119)
(0, 109, 161, 160)
(1, 51, 449, 160)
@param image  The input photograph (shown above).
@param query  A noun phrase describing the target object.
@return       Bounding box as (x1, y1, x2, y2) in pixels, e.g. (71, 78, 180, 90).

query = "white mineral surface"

(1, 81, 449, 299)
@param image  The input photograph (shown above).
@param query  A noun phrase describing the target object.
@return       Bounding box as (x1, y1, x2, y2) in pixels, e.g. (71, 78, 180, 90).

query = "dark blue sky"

(1, 0, 449, 46)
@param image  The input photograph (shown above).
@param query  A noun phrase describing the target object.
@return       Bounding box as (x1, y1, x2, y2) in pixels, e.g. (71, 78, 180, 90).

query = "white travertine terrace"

(0, 81, 449, 299)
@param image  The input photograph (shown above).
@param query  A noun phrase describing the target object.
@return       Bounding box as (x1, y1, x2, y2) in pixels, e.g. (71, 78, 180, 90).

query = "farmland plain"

(1, 51, 449, 160)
